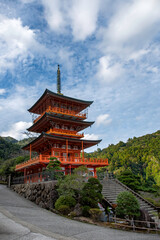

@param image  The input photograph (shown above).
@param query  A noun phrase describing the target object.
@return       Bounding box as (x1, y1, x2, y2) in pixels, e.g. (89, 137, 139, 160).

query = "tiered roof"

(28, 89, 93, 114)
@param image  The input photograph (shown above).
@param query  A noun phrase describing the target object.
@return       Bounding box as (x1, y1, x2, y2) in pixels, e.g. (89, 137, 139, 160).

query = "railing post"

(66, 139, 68, 162)
(82, 141, 84, 161)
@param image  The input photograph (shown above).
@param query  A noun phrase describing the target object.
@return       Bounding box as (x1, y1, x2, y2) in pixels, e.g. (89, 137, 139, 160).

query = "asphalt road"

(0, 184, 159, 240)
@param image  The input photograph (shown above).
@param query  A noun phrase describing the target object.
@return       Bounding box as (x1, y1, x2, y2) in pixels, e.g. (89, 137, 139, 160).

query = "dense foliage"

(85, 130, 160, 188)
(55, 195, 76, 211)
(57, 174, 85, 198)
(55, 167, 103, 217)
(0, 137, 34, 177)
(0, 137, 21, 161)
(116, 191, 140, 219)
(117, 170, 141, 191)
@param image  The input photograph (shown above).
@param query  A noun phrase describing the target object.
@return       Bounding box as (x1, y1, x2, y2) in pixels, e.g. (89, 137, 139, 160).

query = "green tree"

(117, 170, 141, 191)
(81, 178, 102, 208)
(116, 191, 140, 219)
(46, 157, 63, 180)
(57, 167, 86, 199)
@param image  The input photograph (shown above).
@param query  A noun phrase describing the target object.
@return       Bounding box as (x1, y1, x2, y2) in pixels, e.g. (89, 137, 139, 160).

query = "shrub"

(81, 196, 97, 208)
(57, 205, 70, 215)
(82, 206, 90, 217)
(55, 195, 76, 210)
(69, 211, 77, 218)
(57, 174, 85, 198)
(81, 178, 103, 208)
(89, 208, 102, 221)
(116, 191, 140, 219)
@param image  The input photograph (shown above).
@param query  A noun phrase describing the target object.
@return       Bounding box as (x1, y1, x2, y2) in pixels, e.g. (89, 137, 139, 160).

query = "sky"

(0, 0, 160, 152)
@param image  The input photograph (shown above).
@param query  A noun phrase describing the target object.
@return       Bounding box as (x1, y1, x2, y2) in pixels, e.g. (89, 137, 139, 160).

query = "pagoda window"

(54, 152, 59, 156)
(54, 143, 59, 148)
(62, 145, 66, 149)
(75, 153, 78, 157)
(73, 146, 78, 150)
(70, 127, 74, 131)
(64, 126, 68, 130)
(68, 145, 71, 149)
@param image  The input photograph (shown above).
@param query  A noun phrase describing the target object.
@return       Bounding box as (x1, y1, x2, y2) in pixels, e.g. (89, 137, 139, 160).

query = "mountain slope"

(85, 130, 160, 187)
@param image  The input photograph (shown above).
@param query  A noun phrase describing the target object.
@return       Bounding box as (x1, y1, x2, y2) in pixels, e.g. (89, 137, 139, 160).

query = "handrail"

(46, 128, 84, 138)
(15, 156, 108, 171)
(33, 107, 87, 123)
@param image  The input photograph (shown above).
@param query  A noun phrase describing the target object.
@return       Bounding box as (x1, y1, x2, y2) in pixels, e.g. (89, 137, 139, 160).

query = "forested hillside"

(0, 131, 160, 190)
(85, 130, 160, 188)
(0, 137, 21, 161)
(0, 137, 34, 177)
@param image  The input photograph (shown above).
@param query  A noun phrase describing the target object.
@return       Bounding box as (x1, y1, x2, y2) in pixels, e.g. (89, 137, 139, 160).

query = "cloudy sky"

(0, 0, 160, 152)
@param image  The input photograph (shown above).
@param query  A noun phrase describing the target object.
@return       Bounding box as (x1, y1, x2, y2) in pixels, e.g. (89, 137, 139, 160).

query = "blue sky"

(0, 0, 160, 152)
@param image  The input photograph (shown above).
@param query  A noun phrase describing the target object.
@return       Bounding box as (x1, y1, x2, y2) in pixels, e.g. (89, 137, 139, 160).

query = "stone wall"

(11, 181, 58, 210)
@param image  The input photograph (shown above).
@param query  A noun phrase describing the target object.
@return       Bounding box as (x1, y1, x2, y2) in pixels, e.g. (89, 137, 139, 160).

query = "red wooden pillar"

(30, 144, 32, 160)
(94, 167, 97, 178)
(69, 164, 71, 175)
(40, 172, 42, 182)
(66, 139, 68, 162)
(65, 167, 67, 175)
(82, 141, 84, 161)
(39, 154, 42, 162)
(24, 168, 26, 183)
(51, 147, 54, 156)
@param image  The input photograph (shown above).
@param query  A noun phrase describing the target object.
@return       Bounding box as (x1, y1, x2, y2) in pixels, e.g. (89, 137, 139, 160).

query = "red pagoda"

(15, 66, 108, 181)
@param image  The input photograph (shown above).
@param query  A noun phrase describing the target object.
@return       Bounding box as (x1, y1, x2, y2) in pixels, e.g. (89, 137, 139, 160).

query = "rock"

(73, 203, 82, 217)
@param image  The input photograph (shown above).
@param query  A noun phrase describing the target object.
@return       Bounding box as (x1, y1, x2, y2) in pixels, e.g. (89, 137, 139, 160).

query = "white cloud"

(96, 114, 112, 126)
(20, 0, 35, 3)
(42, 0, 66, 32)
(69, 0, 100, 41)
(42, 0, 100, 41)
(83, 133, 99, 140)
(106, 0, 160, 45)
(97, 56, 123, 83)
(1, 121, 32, 140)
(0, 15, 36, 72)
(146, 66, 159, 74)
(0, 89, 6, 95)
(0, 83, 43, 137)
(128, 49, 150, 61)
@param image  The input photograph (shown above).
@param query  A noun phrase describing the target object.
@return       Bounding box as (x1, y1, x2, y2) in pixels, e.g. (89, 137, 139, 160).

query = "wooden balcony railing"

(34, 106, 87, 123)
(46, 128, 84, 138)
(15, 155, 108, 171)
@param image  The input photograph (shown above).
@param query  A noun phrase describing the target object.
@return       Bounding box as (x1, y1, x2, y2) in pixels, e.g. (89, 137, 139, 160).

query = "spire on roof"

(57, 64, 61, 94)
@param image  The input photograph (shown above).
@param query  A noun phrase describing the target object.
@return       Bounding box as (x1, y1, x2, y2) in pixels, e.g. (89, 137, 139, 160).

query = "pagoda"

(15, 66, 108, 182)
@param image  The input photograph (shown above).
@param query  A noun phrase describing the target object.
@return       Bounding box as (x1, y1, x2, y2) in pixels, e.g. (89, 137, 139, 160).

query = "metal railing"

(12, 170, 65, 185)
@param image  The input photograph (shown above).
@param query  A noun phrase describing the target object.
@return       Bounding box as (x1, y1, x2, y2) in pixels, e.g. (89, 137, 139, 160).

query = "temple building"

(15, 66, 108, 181)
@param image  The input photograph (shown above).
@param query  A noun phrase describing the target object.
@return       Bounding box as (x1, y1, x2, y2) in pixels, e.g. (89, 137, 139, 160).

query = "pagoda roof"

(28, 112, 94, 133)
(28, 89, 93, 114)
(22, 132, 101, 152)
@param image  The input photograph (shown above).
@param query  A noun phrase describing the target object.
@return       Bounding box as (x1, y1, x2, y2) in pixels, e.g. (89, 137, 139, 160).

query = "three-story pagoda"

(15, 66, 108, 181)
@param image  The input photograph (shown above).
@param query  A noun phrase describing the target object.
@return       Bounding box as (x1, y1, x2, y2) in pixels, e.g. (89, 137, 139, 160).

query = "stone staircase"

(101, 177, 159, 225)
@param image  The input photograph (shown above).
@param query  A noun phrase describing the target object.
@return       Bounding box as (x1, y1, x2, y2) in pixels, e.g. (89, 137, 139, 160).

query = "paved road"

(0, 185, 159, 240)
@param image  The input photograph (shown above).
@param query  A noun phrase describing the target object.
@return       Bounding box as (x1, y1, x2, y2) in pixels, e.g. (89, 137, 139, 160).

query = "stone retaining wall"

(11, 181, 57, 210)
